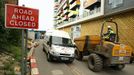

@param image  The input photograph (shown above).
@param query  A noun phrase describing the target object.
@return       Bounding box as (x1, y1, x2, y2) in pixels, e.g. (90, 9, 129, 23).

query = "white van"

(43, 30, 75, 63)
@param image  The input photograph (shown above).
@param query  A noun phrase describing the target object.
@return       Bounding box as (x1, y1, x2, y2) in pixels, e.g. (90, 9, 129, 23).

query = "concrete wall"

(28, 31, 35, 40)
(104, 0, 134, 15)
(59, 10, 134, 50)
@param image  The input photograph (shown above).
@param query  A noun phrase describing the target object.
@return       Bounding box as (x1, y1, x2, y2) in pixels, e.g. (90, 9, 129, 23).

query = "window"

(55, 0, 58, 2)
(109, 0, 123, 8)
(52, 36, 73, 47)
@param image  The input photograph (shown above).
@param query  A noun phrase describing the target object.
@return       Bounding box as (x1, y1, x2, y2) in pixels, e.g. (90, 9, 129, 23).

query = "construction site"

(54, 0, 134, 56)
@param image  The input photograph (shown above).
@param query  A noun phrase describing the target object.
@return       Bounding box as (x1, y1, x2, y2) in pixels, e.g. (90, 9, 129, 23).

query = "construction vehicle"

(74, 19, 132, 72)
(130, 50, 134, 63)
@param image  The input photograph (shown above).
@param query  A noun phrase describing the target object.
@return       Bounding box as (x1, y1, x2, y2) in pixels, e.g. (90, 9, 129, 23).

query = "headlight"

(50, 49, 59, 56)
(49, 50, 54, 54)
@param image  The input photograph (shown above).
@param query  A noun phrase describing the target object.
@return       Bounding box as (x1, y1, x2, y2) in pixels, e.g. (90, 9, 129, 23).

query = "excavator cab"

(101, 18, 119, 43)
(104, 33, 116, 42)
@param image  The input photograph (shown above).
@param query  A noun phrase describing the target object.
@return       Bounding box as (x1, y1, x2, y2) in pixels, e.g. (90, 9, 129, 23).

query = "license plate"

(61, 57, 69, 60)
(119, 57, 124, 61)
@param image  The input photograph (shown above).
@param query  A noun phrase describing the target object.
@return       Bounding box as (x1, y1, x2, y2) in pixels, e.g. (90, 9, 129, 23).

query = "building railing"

(56, 7, 101, 26)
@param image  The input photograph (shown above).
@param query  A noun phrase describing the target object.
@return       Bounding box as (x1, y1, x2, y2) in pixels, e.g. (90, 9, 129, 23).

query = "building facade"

(54, 0, 134, 49)
(54, 0, 80, 28)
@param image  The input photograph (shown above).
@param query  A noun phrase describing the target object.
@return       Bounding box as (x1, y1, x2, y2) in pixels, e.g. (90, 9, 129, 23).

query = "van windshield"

(52, 36, 74, 47)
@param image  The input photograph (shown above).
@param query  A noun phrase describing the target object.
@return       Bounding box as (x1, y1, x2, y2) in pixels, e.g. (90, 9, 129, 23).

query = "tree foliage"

(0, 0, 21, 51)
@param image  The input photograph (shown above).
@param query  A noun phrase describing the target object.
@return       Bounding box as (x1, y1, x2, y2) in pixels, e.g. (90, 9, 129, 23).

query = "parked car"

(43, 30, 75, 63)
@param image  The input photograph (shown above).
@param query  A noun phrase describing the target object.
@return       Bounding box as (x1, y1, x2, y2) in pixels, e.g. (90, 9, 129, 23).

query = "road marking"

(32, 68, 39, 75)
(30, 56, 40, 75)
(31, 58, 36, 63)
(67, 64, 84, 75)
(51, 70, 63, 75)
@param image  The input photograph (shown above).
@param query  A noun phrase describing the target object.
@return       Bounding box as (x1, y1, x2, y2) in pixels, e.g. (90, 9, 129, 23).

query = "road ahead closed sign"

(5, 4, 39, 29)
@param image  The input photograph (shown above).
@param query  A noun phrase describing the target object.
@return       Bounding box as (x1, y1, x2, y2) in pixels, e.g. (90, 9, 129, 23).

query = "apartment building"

(54, 0, 80, 29)
(54, 0, 134, 49)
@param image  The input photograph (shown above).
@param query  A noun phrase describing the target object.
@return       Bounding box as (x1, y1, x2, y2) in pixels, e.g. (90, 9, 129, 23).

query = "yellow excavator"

(74, 19, 132, 72)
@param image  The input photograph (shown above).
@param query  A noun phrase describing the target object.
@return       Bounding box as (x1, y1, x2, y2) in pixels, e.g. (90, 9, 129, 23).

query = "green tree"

(0, 0, 21, 55)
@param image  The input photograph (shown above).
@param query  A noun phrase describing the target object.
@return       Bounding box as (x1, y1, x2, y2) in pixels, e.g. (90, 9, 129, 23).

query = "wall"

(59, 26, 71, 32)
(28, 31, 35, 40)
(59, 10, 134, 50)
(104, 0, 134, 16)
(81, 10, 134, 49)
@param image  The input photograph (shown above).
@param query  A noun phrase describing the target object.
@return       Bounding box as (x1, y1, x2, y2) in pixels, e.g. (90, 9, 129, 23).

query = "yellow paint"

(112, 45, 132, 56)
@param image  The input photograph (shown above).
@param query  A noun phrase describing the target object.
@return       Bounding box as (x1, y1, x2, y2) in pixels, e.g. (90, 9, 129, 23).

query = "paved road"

(34, 40, 134, 75)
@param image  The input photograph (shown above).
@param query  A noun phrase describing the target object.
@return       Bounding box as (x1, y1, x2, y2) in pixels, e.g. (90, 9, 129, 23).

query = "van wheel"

(112, 64, 125, 70)
(88, 54, 103, 72)
(47, 53, 52, 62)
(75, 50, 83, 60)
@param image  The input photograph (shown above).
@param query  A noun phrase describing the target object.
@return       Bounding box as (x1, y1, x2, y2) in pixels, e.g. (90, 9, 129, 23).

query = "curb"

(27, 43, 40, 75)
(30, 56, 39, 75)
(27, 47, 35, 60)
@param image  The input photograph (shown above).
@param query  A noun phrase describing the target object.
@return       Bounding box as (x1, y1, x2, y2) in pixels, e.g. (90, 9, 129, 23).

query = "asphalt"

(34, 39, 134, 75)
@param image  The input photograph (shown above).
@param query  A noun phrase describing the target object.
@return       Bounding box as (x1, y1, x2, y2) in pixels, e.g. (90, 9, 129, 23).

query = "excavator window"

(104, 33, 116, 42)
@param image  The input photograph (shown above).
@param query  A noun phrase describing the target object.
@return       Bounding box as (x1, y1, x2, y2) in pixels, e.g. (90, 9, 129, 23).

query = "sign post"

(5, 4, 39, 75)
(21, 29, 25, 75)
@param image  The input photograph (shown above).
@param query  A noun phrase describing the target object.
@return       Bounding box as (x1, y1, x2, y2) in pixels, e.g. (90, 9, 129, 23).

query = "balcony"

(63, 3, 69, 10)
(54, 18, 57, 21)
(83, 0, 101, 9)
(69, 0, 75, 4)
(57, 8, 63, 16)
(68, 10, 78, 18)
(57, 16, 61, 20)
(64, 9, 70, 15)
(57, 0, 68, 11)
(54, 2, 59, 7)
(63, 15, 68, 21)
(57, 20, 62, 24)
(61, 13, 64, 17)
(56, 21, 59, 24)
(70, 0, 80, 10)
(54, 16, 57, 19)
(59, 20, 62, 23)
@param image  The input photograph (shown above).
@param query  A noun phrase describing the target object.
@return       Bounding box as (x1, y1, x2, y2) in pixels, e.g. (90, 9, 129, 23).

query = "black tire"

(112, 64, 125, 70)
(75, 50, 83, 61)
(88, 54, 103, 72)
(47, 53, 52, 62)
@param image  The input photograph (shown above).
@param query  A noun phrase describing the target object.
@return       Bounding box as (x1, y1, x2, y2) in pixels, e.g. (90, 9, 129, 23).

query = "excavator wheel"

(88, 53, 103, 72)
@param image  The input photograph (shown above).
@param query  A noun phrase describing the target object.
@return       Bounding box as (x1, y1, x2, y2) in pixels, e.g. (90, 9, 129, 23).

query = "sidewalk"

(27, 41, 40, 75)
